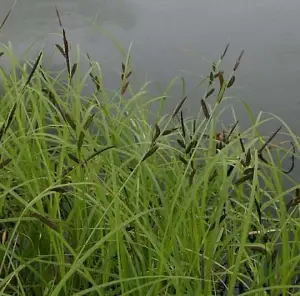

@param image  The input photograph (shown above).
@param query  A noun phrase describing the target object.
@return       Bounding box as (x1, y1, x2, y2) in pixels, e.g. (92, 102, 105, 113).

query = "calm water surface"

(1, 0, 300, 130)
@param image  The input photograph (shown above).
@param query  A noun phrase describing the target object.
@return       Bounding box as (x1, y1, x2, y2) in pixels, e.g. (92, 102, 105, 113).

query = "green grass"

(0, 6, 299, 296)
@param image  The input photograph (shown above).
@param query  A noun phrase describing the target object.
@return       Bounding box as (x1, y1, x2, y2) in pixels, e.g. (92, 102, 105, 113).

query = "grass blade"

(68, 153, 80, 164)
(63, 112, 76, 131)
(32, 212, 59, 232)
(186, 140, 197, 154)
(235, 171, 254, 186)
(23, 51, 43, 91)
(178, 155, 188, 165)
(152, 124, 161, 144)
(172, 96, 187, 118)
(205, 88, 215, 99)
(55, 44, 66, 58)
(0, 1, 15, 33)
(201, 99, 210, 119)
(221, 43, 230, 60)
(162, 128, 178, 136)
(121, 81, 129, 95)
(85, 146, 115, 164)
(177, 139, 186, 149)
(227, 76, 236, 88)
(0, 103, 17, 142)
(0, 158, 12, 169)
(142, 145, 159, 162)
(70, 63, 77, 81)
(258, 126, 282, 154)
(180, 111, 186, 138)
(233, 49, 245, 71)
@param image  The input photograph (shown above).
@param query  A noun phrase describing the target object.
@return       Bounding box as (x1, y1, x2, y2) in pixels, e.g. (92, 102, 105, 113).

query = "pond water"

(1, 0, 300, 131)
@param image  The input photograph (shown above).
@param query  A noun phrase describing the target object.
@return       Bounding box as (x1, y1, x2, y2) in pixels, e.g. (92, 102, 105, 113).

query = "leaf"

(209, 213, 227, 231)
(227, 164, 235, 177)
(235, 172, 254, 186)
(63, 112, 76, 131)
(286, 196, 300, 210)
(62, 29, 70, 75)
(177, 139, 185, 149)
(245, 149, 251, 166)
(1, 230, 8, 244)
(227, 76, 236, 88)
(244, 243, 271, 255)
(121, 81, 129, 95)
(83, 114, 95, 130)
(77, 132, 85, 153)
(226, 121, 239, 142)
(0, 103, 17, 142)
(201, 99, 210, 119)
(178, 155, 188, 165)
(209, 72, 214, 86)
(84, 145, 115, 164)
(61, 166, 75, 178)
(244, 167, 255, 176)
(162, 128, 178, 136)
(212, 62, 216, 72)
(239, 137, 245, 153)
(55, 44, 65, 58)
(32, 212, 59, 232)
(141, 145, 159, 162)
(286, 187, 300, 210)
(0, 158, 12, 169)
(152, 124, 161, 143)
(90, 75, 101, 92)
(205, 88, 215, 99)
(258, 126, 282, 154)
(186, 140, 197, 154)
(70, 63, 77, 80)
(0, 52, 4, 58)
(218, 71, 224, 87)
(126, 71, 132, 79)
(254, 198, 262, 225)
(23, 51, 43, 90)
(0, 5, 13, 32)
(221, 43, 230, 60)
(189, 169, 196, 186)
(68, 153, 79, 164)
(51, 186, 69, 193)
(282, 141, 295, 174)
(233, 49, 245, 71)
(55, 6, 63, 28)
(180, 111, 186, 138)
(172, 96, 187, 118)
(181, 77, 186, 98)
(193, 120, 196, 135)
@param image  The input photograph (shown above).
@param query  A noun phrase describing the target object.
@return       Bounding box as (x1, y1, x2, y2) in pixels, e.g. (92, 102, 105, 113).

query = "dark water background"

(1, 0, 300, 124)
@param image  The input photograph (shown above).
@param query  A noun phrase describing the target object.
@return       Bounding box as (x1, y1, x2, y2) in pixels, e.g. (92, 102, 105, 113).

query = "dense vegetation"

(0, 7, 299, 296)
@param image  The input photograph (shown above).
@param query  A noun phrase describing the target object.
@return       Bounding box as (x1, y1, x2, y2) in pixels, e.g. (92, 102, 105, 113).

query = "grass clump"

(0, 6, 299, 296)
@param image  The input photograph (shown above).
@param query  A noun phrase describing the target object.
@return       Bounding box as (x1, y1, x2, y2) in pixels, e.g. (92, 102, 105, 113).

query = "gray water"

(1, 0, 300, 127)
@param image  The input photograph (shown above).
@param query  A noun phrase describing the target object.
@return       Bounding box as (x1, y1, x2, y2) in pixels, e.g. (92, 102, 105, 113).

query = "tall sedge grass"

(0, 6, 299, 296)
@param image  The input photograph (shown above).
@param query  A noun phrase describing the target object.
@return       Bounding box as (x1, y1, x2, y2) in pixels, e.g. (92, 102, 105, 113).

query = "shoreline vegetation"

(0, 6, 299, 296)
